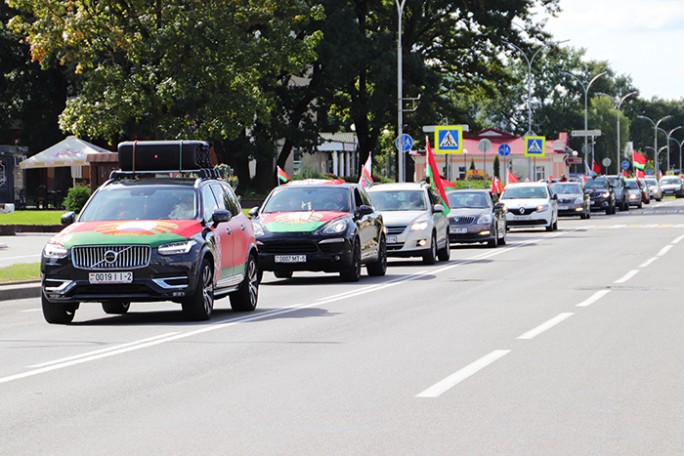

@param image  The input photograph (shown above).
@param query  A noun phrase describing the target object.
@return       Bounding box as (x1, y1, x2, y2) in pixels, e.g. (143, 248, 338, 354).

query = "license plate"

(451, 228, 467, 234)
(387, 235, 398, 243)
(558, 205, 569, 210)
(275, 255, 306, 263)
(89, 271, 133, 284)
(513, 215, 530, 220)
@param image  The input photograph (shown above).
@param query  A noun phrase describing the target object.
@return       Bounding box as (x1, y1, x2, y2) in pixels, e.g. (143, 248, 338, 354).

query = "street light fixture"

(561, 70, 607, 173)
(644, 145, 668, 174)
(597, 91, 637, 174)
(664, 126, 683, 172)
(394, 0, 408, 182)
(668, 137, 684, 174)
(637, 114, 672, 176)
(508, 39, 568, 179)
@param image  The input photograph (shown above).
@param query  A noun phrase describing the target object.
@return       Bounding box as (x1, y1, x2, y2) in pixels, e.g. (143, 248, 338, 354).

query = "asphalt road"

(0, 232, 49, 268)
(2, 200, 684, 455)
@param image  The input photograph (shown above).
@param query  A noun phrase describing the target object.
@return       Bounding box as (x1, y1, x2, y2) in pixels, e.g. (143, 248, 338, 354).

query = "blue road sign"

(395, 134, 413, 152)
(622, 160, 630, 170)
(498, 144, 511, 157)
(434, 126, 463, 154)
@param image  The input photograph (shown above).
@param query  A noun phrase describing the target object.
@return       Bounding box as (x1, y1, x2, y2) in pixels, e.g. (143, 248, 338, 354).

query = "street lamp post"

(561, 71, 607, 174)
(598, 91, 637, 174)
(395, 0, 407, 182)
(664, 126, 683, 173)
(508, 40, 567, 179)
(637, 115, 672, 176)
(668, 137, 684, 174)
(645, 146, 668, 174)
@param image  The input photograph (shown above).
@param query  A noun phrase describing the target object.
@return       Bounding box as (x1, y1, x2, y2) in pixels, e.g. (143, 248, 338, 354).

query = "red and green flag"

(277, 166, 290, 185)
(358, 153, 373, 189)
(592, 160, 602, 176)
(425, 137, 450, 215)
(633, 151, 647, 170)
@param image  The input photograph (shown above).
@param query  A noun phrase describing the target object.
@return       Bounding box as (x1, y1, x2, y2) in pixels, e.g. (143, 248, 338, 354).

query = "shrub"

(63, 186, 92, 212)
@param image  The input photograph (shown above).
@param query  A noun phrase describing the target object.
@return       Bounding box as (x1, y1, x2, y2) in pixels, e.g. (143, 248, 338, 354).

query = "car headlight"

(322, 219, 347, 234)
(410, 221, 429, 231)
(602, 192, 610, 198)
(158, 240, 196, 255)
(43, 242, 69, 259)
(476, 213, 492, 224)
(536, 204, 549, 212)
(252, 221, 265, 236)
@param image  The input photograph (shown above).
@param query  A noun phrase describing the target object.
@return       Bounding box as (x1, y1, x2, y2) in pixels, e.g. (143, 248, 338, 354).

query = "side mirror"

(248, 206, 260, 218)
(494, 202, 505, 211)
(551, 193, 558, 200)
(61, 211, 76, 226)
(432, 203, 444, 213)
(211, 209, 232, 225)
(357, 204, 374, 216)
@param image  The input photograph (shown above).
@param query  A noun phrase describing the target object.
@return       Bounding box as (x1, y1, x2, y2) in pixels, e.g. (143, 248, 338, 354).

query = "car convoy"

(38, 140, 682, 324)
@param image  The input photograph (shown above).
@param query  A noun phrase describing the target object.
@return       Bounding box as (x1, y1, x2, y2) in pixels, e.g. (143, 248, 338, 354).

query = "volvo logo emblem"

(104, 250, 118, 263)
(518, 207, 525, 215)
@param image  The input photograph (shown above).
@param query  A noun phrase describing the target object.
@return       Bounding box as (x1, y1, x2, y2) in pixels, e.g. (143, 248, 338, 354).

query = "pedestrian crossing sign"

(524, 136, 546, 157)
(434, 126, 463, 154)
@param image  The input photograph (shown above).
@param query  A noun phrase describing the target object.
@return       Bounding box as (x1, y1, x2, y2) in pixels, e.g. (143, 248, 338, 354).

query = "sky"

(540, 0, 684, 101)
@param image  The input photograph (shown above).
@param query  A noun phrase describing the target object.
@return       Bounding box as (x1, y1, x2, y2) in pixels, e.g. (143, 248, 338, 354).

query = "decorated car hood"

(259, 211, 346, 233)
(447, 208, 487, 219)
(49, 220, 203, 249)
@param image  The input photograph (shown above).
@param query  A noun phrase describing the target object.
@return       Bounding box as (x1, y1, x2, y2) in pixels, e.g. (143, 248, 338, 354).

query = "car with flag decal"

(249, 179, 387, 281)
(367, 182, 450, 263)
(40, 140, 259, 324)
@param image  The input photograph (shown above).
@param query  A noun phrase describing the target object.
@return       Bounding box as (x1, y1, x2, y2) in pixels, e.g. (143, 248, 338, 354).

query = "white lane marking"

(517, 313, 574, 340)
(610, 224, 628, 229)
(0, 232, 574, 385)
(28, 332, 181, 368)
(657, 245, 673, 257)
(416, 350, 511, 398)
(672, 234, 684, 244)
(614, 269, 639, 284)
(639, 257, 658, 268)
(576, 289, 611, 308)
(0, 254, 40, 261)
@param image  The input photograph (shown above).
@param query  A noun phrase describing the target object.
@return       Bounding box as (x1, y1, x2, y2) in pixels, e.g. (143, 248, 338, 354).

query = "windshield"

(501, 186, 548, 199)
(79, 185, 197, 221)
(625, 180, 640, 189)
(661, 177, 679, 185)
(550, 183, 582, 194)
(584, 179, 609, 190)
(368, 190, 426, 211)
(446, 191, 490, 209)
(645, 179, 657, 186)
(262, 186, 351, 213)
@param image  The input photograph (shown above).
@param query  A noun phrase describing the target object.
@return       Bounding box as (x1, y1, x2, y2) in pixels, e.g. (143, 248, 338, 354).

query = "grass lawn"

(0, 210, 63, 225)
(0, 263, 40, 283)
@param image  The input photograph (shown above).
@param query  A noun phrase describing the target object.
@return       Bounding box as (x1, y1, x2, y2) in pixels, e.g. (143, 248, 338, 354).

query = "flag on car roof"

(592, 160, 602, 176)
(277, 165, 290, 185)
(633, 151, 647, 170)
(441, 177, 455, 189)
(491, 176, 504, 194)
(424, 137, 450, 215)
(635, 169, 645, 178)
(358, 153, 373, 189)
(622, 169, 629, 177)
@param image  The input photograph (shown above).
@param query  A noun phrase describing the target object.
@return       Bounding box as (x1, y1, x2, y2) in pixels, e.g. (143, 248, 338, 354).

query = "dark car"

(445, 189, 507, 247)
(585, 177, 616, 214)
(250, 180, 387, 281)
(41, 141, 259, 324)
(550, 182, 590, 219)
(604, 175, 630, 211)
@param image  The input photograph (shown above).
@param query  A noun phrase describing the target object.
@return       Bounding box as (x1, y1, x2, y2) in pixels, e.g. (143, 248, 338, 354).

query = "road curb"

(0, 281, 41, 301)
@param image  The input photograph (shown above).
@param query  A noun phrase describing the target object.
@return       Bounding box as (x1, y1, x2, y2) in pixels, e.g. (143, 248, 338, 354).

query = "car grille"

(72, 245, 151, 270)
(508, 207, 537, 216)
(558, 198, 576, 204)
(260, 241, 318, 254)
(449, 216, 476, 225)
(385, 226, 406, 236)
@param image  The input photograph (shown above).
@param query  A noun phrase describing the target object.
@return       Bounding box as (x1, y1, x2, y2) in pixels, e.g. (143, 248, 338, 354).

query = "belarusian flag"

(490, 176, 504, 194)
(507, 170, 519, 183)
(592, 160, 602, 176)
(635, 169, 645, 178)
(277, 165, 290, 184)
(633, 151, 646, 170)
(425, 137, 450, 215)
(358, 153, 373, 189)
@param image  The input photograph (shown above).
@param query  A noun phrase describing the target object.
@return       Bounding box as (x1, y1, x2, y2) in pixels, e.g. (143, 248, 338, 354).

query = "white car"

(501, 182, 558, 231)
(367, 182, 450, 264)
(0, 203, 14, 214)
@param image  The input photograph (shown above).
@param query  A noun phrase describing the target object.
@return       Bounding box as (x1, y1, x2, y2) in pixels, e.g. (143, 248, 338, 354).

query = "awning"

(19, 136, 113, 169)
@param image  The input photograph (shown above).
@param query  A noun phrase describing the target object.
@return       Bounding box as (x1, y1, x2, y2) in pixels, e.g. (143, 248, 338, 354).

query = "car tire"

(367, 235, 387, 276)
(498, 226, 507, 245)
(230, 252, 259, 312)
(637, 202, 642, 209)
(41, 292, 77, 324)
(553, 219, 558, 231)
(182, 258, 214, 321)
(102, 301, 130, 315)
(422, 233, 437, 265)
(274, 269, 293, 279)
(487, 226, 498, 248)
(545, 219, 553, 231)
(340, 238, 361, 282)
(437, 230, 450, 261)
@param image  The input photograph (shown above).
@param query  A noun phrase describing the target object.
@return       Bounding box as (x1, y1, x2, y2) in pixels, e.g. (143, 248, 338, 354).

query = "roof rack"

(109, 168, 221, 180)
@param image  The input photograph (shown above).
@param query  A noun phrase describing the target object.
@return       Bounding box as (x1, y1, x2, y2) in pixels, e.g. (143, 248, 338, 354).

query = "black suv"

(585, 177, 616, 214)
(250, 180, 387, 281)
(41, 141, 259, 324)
(605, 175, 630, 211)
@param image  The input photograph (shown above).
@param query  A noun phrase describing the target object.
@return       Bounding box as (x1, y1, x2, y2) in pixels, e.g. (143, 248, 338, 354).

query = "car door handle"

(226, 227, 232, 234)
(240, 224, 246, 231)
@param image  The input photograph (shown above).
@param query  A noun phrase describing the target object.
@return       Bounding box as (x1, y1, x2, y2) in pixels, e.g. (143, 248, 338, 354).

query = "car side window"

(353, 188, 364, 210)
(218, 182, 241, 216)
(202, 185, 221, 221)
(358, 188, 372, 207)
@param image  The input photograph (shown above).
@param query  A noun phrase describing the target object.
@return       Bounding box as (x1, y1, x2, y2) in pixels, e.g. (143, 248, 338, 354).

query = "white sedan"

(500, 182, 558, 231)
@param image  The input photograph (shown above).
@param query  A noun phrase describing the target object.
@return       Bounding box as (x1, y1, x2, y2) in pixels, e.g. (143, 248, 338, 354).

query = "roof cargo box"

(117, 140, 212, 172)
